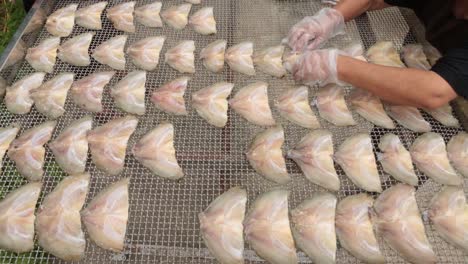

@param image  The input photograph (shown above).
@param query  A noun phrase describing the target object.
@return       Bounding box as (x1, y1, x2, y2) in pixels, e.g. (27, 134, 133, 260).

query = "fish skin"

(58, 32, 94, 66)
(275, 86, 320, 129)
(200, 39, 227, 73)
(349, 88, 395, 129)
(70, 71, 115, 113)
(424, 104, 460, 128)
(45, 4, 77, 37)
(189, 7, 217, 35)
(4, 72, 46, 114)
(75, 1, 107, 30)
(401, 44, 431, 70)
(161, 3, 192, 30)
(447, 132, 468, 178)
(151, 76, 189, 115)
(135, 1, 163, 28)
(111, 71, 146, 115)
(386, 104, 431, 132)
(25, 37, 60, 73)
(225, 42, 255, 76)
(92, 35, 127, 70)
(316, 84, 356, 126)
(366, 41, 405, 68)
(253, 45, 287, 78)
(31, 73, 74, 119)
(107, 2, 135, 33)
(192, 82, 234, 127)
(165, 40, 196, 73)
(0, 124, 20, 173)
(127, 36, 166, 71)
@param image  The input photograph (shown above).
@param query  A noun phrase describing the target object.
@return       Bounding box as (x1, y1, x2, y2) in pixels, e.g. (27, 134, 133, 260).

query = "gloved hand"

(286, 8, 345, 51)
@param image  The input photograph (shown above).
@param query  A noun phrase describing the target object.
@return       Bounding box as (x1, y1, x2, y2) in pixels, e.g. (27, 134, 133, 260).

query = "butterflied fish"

(316, 84, 356, 126)
(135, 1, 162, 28)
(245, 189, 297, 264)
(25, 37, 60, 73)
(229, 81, 275, 126)
(0, 182, 41, 253)
(199, 187, 246, 264)
(132, 123, 183, 180)
(58, 32, 94, 66)
(386, 104, 431, 132)
(366, 41, 405, 67)
(275, 86, 320, 129)
(423, 45, 442, 66)
(225, 42, 255, 75)
(75, 1, 107, 30)
(192, 82, 234, 127)
(45, 4, 77, 37)
(111, 71, 146, 115)
(186, 0, 201, 3)
(349, 88, 395, 129)
(36, 174, 89, 261)
(92, 35, 127, 70)
(4, 72, 45, 114)
(31, 73, 74, 119)
(378, 133, 418, 186)
(200, 39, 226, 73)
(87, 116, 138, 175)
(189, 7, 216, 35)
(447, 132, 468, 178)
(161, 3, 192, 30)
(283, 50, 301, 73)
(335, 194, 385, 264)
(287, 130, 339, 191)
(291, 193, 337, 264)
(127, 36, 166, 71)
(82, 178, 129, 252)
(107, 2, 135, 33)
(24, 7, 46, 34)
(410, 132, 462, 185)
(246, 126, 289, 184)
(335, 133, 382, 192)
(402, 44, 431, 70)
(0, 124, 20, 173)
(4, 39, 26, 68)
(373, 184, 436, 264)
(165, 40, 195, 73)
(424, 104, 460, 127)
(71, 71, 115, 112)
(253, 45, 286, 78)
(151, 76, 189, 115)
(49, 117, 93, 174)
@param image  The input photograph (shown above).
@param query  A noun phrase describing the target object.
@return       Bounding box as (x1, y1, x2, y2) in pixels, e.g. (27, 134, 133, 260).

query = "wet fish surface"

(75, 1, 107, 30)
(447, 132, 468, 178)
(25, 37, 60, 73)
(31, 73, 74, 119)
(192, 82, 234, 127)
(127, 36, 166, 71)
(0, 124, 20, 173)
(316, 84, 356, 126)
(200, 39, 226, 73)
(92, 35, 127, 70)
(110, 71, 146, 115)
(253, 45, 286, 77)
(151, 76, 189, 116)
(386, 104, 431, 132)
(165, 40, 196, 73)
(70, 71, 115, 112)
(107, 1, 135, 33)
(45, 4, 77, 37)
(58, 32, 94, 66)
(135, 1, 162, 28)
(4, 72, 45, 114)
(349, 88, 395, 129)
(161, 3, 192, 30)
(225, 42, 255, 76)
(189, 6, 217, 35)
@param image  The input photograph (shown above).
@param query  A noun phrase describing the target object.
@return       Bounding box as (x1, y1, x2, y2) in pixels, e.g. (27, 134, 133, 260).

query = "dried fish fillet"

(132, 123, 183, 180)
(387, 105, 431, 132)
(58, 32, 93, 66)
(25, 37, 60, 73)
(31, 73, 74, 119)
(165, 40, 195, 73)
(0, 125, 20, 174)
(424, 104, 460, 127)
(349, 88, 395, 129)
(225, 42, 255, 75)
(135, 1, 162, 28)
(0, 182, 41, 253)
(192, 82, 234, 127)
(253, 45, 286, 78)
(107, 2, 135, 33)
(423, 45, 442, 66)
(45, 4, 77, 37)
(24, 7, 46, 34)
(291, 193, 337, 264)
(4, 72, 45, 114)
(200, 39, 226, 73)
(87, 116, 138, 175)
(75, 1, 107, 30)
(4, 39, 26, 68)
(49, 117, 93, 174)
(36, 174, 89, 261)
(82, 178, 129, 252)
(245, 189, 297, 264)
(316, 84, 356, 126)
(161, 3, 191, 30)
(127, 36, 166, 71)
(71, 71, 115, 112)
(366, 41, 405, 67)
(447, 132, 468, 178)
(92, 35, 127, 70)
(189, 7, 216, 35)
(229, 81, 275, 126)
(111, 71, 146, 115)
(402, 44, 431, 70)
(275, 86, 320, 129)
(151, 76, 189, 115)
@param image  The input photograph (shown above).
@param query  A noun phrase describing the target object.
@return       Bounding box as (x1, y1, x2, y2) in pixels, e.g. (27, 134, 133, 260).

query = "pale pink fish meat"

(253, 45, 286, 78)
(107, 1, 135, 33)
(282, 49, 301, 73)
(447, 132, 468, 178)
(70, 71, 115, 112)
(225, 41, 255, 75)
(24, 7, 46, 34)
(58, 32, 94, 66)
(366, 41, 405, 67)
(316, 84, 356, 126)
(0, 124, 20, 173)
(189, 7, 216, 35)
(127, 36, 166, 71)
(151, 76, 189, 115)
(110, 71, 146, 115)
(424, 104, 460, 127)
(4, 72, 45, 114)
(192, 82, 234, 127)
(4, 39, 26, 68)
(200, 39, 226, 73)
(275, 86, 320, 129)
(75, 1, 107, 30)
(165, 40, 196, 73)
(31, 73, 74, 119)
(135, 1, 163, 28)
(386, 104, 431, 132)
(161, 3, 192, 30)
(25, 37, 60, 73)
(45, 4, 77, 37)
(92, 35, 127, 70)
(349, 88, 395, 129)
(402, 44, 431, 70)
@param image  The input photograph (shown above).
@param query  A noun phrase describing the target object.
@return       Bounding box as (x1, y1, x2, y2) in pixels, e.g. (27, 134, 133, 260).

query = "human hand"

(292, 49, 341, 86)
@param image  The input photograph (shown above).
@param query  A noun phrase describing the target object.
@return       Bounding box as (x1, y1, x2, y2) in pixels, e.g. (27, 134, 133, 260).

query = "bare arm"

(334, 0, 391, 21)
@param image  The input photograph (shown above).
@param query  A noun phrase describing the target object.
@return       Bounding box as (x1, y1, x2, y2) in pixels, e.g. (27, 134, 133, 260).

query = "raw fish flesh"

(45, 4, 77, 37)
(366, 41, 405, 67)
(58, 32, 94, 66)
(31, 73, 74, 119)
(410, 132, 462, 185)
(92, 35, 127, 70)
(4, 39, 26, 68)
(199, 187, 246, 264)
(253, 45, 286, 78)
(282, 50, 301, 73)
(245, 189, 297, 264)
(275, 86, 320, 129)
(0, 182, 41, 253)
(75, 1, 107, 30)
(107, 2, 135, 33)
(349, 88, 395, 129)
(151, 76, 189, 115)
(186, 0, 201, 3)
(200, 39, 226, 73)
(291, 193, 337, 264)
(378, 133, 418, 186)
(192, 82, 234, 127)
(36, 174, 89, 261)
(189, 7, 216, 35)
(71, 71, 115, 112)
(87, 116, 138, 175)
(161, 3, 191, 30)
(447, 132, 468, 178)
(288, 130, 339, 191)
(24, 7, 46, 34)
(127, 36, 166, 71)
(4, 72, 45, 114)
(49, 117, 93, 174)
(423, 45, 442, 66)
(82, 178, 129, 252)
(373, 184, 436, 264)
(335, 133, 382, 192)
(402, 44, 431, 70)
(135, 2, 162, 28)
(229, 81, 275, 126)
(424, 104, 460, 127)
(110, 71, 146, 115)
(316, 84, 356, 126)
(246, 126, 289, 184)
(132, 123, 183, 180)
(225, 42, 255, 75)
(25, 37, 60, 73)
(165, 40, 195, 73)
(386, 104, 431, 132)
(0, 124, 20, 173)
(8, 121, 56, 181)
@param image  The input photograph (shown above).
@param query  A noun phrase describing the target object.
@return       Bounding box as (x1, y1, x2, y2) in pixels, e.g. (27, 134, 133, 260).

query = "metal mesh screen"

(0, 0, 466, 263)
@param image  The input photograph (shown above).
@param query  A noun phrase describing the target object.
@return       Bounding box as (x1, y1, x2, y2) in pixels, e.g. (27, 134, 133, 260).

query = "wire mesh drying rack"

(0, 0, 466, 263)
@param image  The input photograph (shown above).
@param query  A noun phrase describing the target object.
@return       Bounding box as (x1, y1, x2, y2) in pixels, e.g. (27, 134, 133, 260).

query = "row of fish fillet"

(199, 184, 468, 264)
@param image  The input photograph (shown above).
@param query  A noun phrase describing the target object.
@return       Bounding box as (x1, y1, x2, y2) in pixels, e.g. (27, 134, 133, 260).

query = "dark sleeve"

(383, 0, 418, 9)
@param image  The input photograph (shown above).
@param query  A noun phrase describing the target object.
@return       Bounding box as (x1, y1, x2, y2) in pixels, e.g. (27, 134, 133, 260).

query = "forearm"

(334, 0, 390, 21)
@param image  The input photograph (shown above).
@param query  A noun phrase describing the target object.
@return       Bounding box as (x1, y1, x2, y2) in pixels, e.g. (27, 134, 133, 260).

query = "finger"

(288, 29, 305, 49)
(307, 37, 324, 50)
(295, 33, 314, 51)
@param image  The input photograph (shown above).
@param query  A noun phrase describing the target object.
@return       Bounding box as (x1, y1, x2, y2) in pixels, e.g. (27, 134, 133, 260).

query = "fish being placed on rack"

(246, 126, 290, 184)
(366, 41, 405, 67)
(127, 36, 166, 71)
(87, 116, 138, 175)
(349, 88, 395, 129)
(245, 189, 297, 264)
(36, 173, 89, 261)
(31, 73, 74, 119)
(275, 86, 320, 129)
(70, 71, 115, 112)
(428, 186, 468, 252)
(401, 44, 431, 70)
(75, 1, 108, 30)
(135, 1, 163, 28)
(4, 72, 45, 114)
(189, 7, 216, 35)
(378, 133, 418, 186)
(0, 182, 42, 253)
(0, 124, 20, 173)
(282, 49, 301, 73)
(4, 39, 26, 68)
(58, 32, 94, 66)
(45, 4, 78, 37)
(291, 193, 337, 264)
(110, 71, 146, 115)
(92, 35, 127, 70)
(192, 82, 234, 127)
(49, 117, 93, 175)
(447, 132, 468, 178)
(107, 1, 136, 33)
(225, 41, 256, 76)
(253, 45, 287, 78)
(335, 133, 382, 193)
(200, 39, 226, 73)
(25, 36, 60, 73)
(165, 40, 196, 73)
(424, 104, 460, 127)
(423, 44, 442, 66)
(410, 132, 463, 185)
(386, 104, 431, 132)
(315, 84, 356, 126)
(151, 76, 189, 115)
(229, 81, 275, 126)
(161, 3, 192, 30)
(8, 121, 56, 181)
(373, 184, 436, 264)
(199, 187, 246, 264)
(82, 178, 129, 252)
(132, 123, 183, 180)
